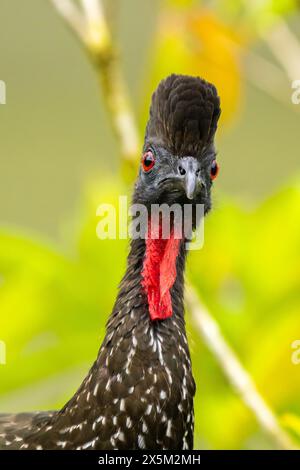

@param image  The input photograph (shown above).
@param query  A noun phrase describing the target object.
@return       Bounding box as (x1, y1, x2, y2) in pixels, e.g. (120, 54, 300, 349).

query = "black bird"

(0, 74, 221, 450)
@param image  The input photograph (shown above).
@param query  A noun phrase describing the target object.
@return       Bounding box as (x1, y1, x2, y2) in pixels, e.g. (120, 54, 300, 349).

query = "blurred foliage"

(0, 178, 300, 449)
(188, 181, 300, 448)
(0, 0, 300, 451)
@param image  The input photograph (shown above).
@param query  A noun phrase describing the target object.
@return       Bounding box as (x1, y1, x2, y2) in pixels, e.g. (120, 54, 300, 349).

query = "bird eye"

(210, 160, 219, 180)
(142, 150, 155, 172)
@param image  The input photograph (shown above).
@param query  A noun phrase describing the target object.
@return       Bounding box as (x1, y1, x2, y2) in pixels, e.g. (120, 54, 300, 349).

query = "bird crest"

(145, 74, 221, 157)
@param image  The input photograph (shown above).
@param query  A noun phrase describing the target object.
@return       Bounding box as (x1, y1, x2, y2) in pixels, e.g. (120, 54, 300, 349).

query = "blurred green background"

(0, 0, 300, 449)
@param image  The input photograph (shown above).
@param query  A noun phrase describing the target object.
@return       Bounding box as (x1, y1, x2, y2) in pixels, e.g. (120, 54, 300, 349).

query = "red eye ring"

(142, 150, 155, 172)
(210, 160, 219, 180)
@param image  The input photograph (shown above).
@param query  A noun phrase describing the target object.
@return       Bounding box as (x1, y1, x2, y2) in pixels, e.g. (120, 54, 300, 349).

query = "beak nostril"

(178, 166, 186, 176)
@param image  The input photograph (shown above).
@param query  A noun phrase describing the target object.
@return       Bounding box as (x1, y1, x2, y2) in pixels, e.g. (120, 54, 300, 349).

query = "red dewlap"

(141, 223, 181, 321)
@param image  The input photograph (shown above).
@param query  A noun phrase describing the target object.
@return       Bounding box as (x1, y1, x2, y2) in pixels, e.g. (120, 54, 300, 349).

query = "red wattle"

(141, 222, 181, 321)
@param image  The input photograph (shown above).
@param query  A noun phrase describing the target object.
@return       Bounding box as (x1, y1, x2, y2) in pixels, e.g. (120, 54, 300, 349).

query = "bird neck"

(114, 233, 187, 324)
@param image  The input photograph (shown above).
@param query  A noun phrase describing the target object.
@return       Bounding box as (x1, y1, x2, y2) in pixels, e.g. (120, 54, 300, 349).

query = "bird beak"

(185, 169, 197, 200)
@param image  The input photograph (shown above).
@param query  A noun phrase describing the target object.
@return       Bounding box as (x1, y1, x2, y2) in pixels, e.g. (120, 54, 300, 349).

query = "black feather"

(145, 74, 221, 156)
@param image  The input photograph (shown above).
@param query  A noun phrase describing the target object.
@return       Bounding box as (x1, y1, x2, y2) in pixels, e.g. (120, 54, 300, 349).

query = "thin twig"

(50, 0, 87, 43)
(50, 0, 296, 449)
(264, 19, 300, 81)
(50, 0, 139, 172)
(80, 0, 103, 23)
(221, 33, 299, 112)
(79, 0, 111, 53)
(244, 48, 292, 107)
(186, 285, 297, 450)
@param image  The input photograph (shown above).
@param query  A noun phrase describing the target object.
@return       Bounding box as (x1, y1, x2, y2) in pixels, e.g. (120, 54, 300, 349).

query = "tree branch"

(50, 0, 297, 449)
(50, 0, 87, 43)
(220, 33, 299, 112)
(186, 285, 296, 450)
(50, 0, 139, 174)
(244, 48, 293, 109)
(264, 19, 300, 81)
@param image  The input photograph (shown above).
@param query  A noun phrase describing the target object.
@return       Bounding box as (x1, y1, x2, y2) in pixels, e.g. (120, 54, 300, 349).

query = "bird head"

(133, 74, 221, 216)
(133, 75, 221, 321)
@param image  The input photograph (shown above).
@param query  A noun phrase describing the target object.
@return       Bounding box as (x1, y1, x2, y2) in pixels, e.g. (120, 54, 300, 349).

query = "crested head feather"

(145, 74, 221, 157)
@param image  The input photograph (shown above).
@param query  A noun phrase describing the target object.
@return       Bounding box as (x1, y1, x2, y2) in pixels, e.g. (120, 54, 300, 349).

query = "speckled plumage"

(0, 74, 220, 450)
(0, 241, 194, 450)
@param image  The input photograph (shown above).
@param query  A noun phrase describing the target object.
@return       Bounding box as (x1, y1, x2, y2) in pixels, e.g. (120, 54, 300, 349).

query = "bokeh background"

(0, 0, 300, 449)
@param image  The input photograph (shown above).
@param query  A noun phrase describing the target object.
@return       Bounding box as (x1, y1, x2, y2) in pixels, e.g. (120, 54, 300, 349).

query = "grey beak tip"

(185, 174, 197, 200)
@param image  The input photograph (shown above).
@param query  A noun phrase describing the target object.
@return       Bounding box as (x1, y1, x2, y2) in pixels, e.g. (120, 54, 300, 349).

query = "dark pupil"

(211, 162, 217, 175)
(144, 155, 153, 167)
